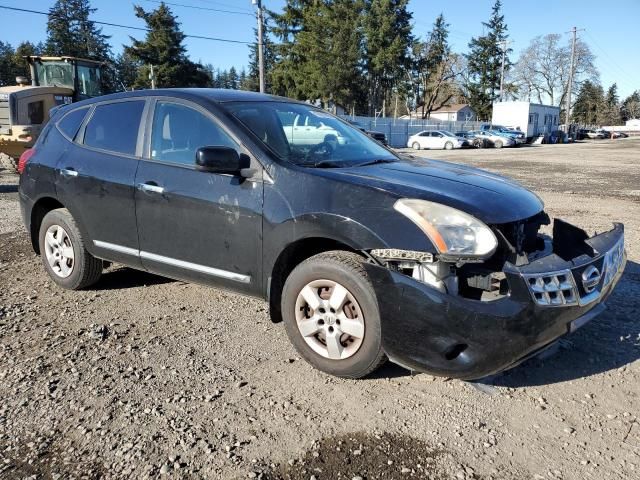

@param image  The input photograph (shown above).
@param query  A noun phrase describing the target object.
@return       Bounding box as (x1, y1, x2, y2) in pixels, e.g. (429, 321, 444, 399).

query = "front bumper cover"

(367, 223, 626, 380)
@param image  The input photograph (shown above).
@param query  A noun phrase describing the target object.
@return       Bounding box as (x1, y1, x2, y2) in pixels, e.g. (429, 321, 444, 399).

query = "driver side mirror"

(195, 146, 249, 175)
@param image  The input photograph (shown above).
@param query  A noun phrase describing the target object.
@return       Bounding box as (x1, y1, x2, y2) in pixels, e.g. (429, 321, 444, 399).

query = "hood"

(319, 157, 544, 224)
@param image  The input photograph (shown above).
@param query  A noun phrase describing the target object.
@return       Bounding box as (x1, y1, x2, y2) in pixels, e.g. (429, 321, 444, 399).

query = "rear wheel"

(0, 153, 17, 173)
(281, 251, 387, 379)
(38, 208, 103, 290)
(444, 141, 453, 150)
(411, 142, 421, 150)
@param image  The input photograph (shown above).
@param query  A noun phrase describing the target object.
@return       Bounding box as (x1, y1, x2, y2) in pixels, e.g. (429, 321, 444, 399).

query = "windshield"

(35, 61, 74, 89)
(223, 101, 397, 167)
(441, 131, 456, 137)
(76, 64, 102, 98)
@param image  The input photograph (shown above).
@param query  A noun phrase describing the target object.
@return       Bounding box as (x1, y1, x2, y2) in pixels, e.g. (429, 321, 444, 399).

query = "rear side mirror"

(195, 146, 249, 175)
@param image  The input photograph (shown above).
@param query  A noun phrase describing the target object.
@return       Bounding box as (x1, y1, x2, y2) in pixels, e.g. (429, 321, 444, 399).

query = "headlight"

(394, 199, 497, 257)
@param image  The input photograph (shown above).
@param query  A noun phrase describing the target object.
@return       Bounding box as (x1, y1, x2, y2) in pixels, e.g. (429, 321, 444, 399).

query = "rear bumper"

(367, 224, 626, 380)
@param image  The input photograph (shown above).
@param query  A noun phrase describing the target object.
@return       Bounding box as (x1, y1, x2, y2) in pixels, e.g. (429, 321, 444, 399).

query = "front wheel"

(494, 140, 503, 149)
(39, 208, 103, 290)
(281, 251, 387, 379)
(444, 141, 453, 150)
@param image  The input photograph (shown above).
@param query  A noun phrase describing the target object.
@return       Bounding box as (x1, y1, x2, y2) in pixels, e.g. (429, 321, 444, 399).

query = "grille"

(0, 99, 10, 130)
(524, 271, 578, 306)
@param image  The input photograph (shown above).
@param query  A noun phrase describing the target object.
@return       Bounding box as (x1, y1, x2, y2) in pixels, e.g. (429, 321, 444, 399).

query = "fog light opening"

(444, 343, 468, 361)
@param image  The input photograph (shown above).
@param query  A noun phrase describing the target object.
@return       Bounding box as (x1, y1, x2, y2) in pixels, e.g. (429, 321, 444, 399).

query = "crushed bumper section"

(367, 223, 626, 380)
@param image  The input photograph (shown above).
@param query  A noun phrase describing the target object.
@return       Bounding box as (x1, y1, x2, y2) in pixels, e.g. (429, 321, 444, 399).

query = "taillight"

(17, 148, 35, 174)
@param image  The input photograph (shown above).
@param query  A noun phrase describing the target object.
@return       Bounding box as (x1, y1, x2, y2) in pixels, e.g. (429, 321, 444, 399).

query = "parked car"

(282, 112, 347, 145)
(480, 124, 526, 145)
(466, 130, 516, 148)
(596, 129, 624, 139)
(455, 131, 484, 148)
(578, 129, 604, 140)
(18, 89, 626, 380)
(407, 130, 468, 150)
(347, 120, 388, 145)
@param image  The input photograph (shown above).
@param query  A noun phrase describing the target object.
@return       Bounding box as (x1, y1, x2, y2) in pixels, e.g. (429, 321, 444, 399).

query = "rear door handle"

(60, 168, 78, 177)
(138, 182, 165, 194)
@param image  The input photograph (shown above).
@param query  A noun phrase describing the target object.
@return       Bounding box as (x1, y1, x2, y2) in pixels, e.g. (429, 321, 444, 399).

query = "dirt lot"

(1, 138, 639, 480)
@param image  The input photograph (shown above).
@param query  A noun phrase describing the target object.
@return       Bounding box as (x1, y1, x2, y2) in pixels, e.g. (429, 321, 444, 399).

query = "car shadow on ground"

(481, 260, 640, 388)
(92, 266, 176, 290)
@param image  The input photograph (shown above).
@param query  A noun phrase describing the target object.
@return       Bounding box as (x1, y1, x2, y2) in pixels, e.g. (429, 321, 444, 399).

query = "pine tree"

(572, 80, 605, 125)
(621, 90, 640, 122)
(0, 42, 15, 87)
(411, 14, 459, 118)
(228, 67, 239, 90)
(362, 0, 413, 115)
(113, 51, 141, 91)
(0, 41, 44, 86)
(268, 0, 313, 98)
(45, 0, 111, 61)
(124, 3, 210, 88)
(246, 21, 277, 92)
(465, 0, 511, 120)
(299, 0, 366, 109)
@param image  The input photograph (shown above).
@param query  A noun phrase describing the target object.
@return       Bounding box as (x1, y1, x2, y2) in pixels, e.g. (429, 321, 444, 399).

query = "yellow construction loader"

(0, 56, 103, 172)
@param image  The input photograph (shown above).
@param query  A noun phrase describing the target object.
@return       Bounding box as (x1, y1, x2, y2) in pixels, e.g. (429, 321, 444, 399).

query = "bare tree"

(511, 34, 598, 106)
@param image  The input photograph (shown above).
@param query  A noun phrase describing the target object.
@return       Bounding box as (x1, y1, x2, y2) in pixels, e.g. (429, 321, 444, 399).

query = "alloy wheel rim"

(294, 279, 365, 360)
(44, 225, 75, 278)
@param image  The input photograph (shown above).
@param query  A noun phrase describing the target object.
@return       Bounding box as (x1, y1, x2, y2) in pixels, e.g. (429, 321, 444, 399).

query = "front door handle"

(138, 182, 165, 194)
(60, 168, 78, 177)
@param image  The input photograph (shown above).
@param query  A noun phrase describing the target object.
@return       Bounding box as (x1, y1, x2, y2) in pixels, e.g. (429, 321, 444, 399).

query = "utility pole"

(253, 0, 265, 93)
(497, 40, 512, 102)
(149, 64, 156, 89)
(564, 27, 582, 133)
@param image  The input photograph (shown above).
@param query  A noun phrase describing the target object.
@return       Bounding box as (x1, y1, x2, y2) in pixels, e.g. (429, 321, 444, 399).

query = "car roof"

(68, 88, 303, 109)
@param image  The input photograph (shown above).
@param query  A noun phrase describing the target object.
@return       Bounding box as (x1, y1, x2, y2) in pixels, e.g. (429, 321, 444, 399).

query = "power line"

(193, 0, 254, 12)
(0, 4, 252, 44)
(583, 30, 637, 93)
(143, 0, 255, 17)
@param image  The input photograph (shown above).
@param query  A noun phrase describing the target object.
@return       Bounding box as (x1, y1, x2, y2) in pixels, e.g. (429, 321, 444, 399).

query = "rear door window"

(57, 107, 89, 140)
(83, 101, 145, 156)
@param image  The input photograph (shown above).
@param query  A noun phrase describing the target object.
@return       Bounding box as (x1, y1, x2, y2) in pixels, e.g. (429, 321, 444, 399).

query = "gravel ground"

(1, 138, 639, 480)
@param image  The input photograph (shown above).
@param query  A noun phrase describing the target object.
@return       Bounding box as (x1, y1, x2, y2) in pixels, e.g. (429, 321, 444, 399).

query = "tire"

(38, 208, 103, 290)
(281, 251, 387, 379)
(411, 142, 421, 150)
(444, 141, 453, 150)
(494, 139, 503, 149)
(472, 138, 482, 149)
(0, 152, 17, 173)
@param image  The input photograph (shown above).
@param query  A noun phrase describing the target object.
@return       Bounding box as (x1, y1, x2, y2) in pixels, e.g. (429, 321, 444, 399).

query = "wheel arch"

(29, 196, 65, 254)
(267, 236, 367, 324)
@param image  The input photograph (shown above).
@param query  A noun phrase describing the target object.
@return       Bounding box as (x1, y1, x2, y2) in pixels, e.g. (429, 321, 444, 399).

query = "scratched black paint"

(18, 89, 625, 379)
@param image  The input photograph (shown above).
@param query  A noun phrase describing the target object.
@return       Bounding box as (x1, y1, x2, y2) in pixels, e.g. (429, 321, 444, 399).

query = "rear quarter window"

(83, 100, 145, 156)
(57, 107, 89, 140)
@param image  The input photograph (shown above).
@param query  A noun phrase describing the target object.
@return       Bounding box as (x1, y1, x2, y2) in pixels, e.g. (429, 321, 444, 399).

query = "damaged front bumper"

(367, 222, 626, 380)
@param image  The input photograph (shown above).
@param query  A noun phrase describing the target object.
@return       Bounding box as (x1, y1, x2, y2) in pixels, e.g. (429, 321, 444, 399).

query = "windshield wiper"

(353, 158, 397, 167)
(299, 160, 344, 168)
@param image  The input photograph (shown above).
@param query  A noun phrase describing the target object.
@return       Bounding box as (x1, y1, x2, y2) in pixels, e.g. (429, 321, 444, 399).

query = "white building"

(492, 101, 560, 138)
(428, 104, 476, 122)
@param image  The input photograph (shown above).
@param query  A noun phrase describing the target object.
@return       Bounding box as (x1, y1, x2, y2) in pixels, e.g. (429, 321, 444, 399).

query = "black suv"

(18, 89, 626, 380)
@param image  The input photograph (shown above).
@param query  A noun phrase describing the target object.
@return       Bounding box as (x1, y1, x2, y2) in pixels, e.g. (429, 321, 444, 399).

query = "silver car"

(467, 130, 516, 148)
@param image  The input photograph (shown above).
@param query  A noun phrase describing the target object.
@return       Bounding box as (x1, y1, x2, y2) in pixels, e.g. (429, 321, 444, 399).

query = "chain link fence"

(340, 115, 485, 148)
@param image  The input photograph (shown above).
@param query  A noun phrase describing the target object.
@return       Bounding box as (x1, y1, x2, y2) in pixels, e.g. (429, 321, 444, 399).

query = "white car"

(407, 130, 467, 150)
(282, 113, 346, 146)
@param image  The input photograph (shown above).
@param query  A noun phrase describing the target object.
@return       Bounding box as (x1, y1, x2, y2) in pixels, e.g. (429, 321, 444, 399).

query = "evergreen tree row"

(2, 0, 634, 124)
